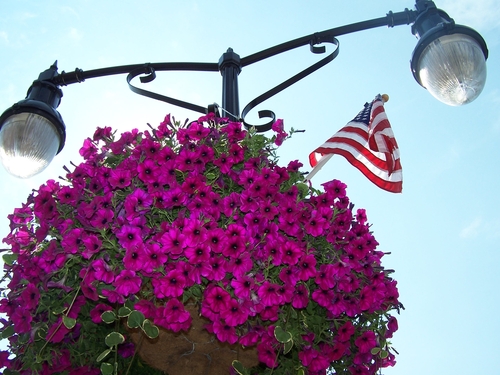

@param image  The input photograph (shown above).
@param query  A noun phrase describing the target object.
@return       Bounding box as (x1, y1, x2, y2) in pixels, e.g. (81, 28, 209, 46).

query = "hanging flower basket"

(0, 113, 402, 375)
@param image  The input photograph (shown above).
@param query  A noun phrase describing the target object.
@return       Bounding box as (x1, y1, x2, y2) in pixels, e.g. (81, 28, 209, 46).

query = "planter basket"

(130, 303, 259, 375)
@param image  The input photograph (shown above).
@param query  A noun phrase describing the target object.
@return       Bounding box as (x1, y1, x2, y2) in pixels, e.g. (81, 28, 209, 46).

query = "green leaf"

(105, 332, 125, 347)
(97, 348, 112, 362)
(52, 306, 68, 315)
(296, 182, 309, 198)
(0, 325, 15, 339)
(205, 172, 217, 181)
(297, 368, 305, 375)
(306, 302, 315, 315)
(141, 319, 159, 339)
(127, 310, 145, 329)
(101, 311, 117, 324)
(2, 253, 18, 266)
(63, 316, 77, 329)
(231, 360, 249, 375)
(190, 284, 202, 298)
(117, 306, 132, 317)
(274, 326, 292, 343)
(283, 339, 293, 354)
(3, 369, 21, 375)
(100, 362, 114, 375)
(380, 350, 389, 359)
(371, 347, 381, 355)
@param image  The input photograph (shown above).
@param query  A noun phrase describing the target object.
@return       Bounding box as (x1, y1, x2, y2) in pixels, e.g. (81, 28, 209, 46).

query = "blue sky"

(1, 1, 499, 374)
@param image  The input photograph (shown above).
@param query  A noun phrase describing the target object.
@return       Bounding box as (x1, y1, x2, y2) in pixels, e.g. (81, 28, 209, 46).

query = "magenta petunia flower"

(280, 240, 302, 266)
(297, 254, 317, 281)
(386, 316, 399, 338)
(211, 319, 239, 344)
(226, 253, 252, 278)
(115, 225, 143, 250)
(207, 255, 227, 281)
(137, 158, 160, 184)
(61, 228, 84, 254)
(152, 269, 186, 298)
(142, 242, 167, 273)
(184, 242, 210, 264)
(322, 179, 347, 199)
(91, 259, 114, 284)
(12, 308, 32, 334)
(292, 284, 309, 309)
(160, 227, 187, 258)
(81, 234, 102, 259)
(20, 283, 39, 310)
(315, 264, 337, 290)
(221, 192, 240, 217)
(204, 286, 231, 313)
(220, 299, 248, 326)
(279, 266, 299, 285)
(257, 342, 278, 368)
(337, 320, 356, 342)
(239, 189, 260, 213)
(258, 281, 282, 307)
(90, 208, 114, 229)
(231, 275, 255, 299)
(221, 121, 246, 141)
(123, 243, 147, 271)
(154, 299, 191, 332)
(205, 228, 226, 254)
(304, 210, 329, 237)
(312, 288, 335, 309)
(183, 218, 207, 247)
(186, 121, 210, 140)
(108, 168, 132, 189)
(354, 330, 377, 353)
(114, 269, 141, 296)
(221, 235, 246, 258)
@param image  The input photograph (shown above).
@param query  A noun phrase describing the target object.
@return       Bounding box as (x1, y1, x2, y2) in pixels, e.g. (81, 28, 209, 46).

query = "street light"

(0, 0, 488, 179)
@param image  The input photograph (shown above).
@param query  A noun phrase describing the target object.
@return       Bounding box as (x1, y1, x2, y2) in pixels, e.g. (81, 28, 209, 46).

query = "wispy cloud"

(460, 217, 482, 238)
(438, 0, 500, 31)
(60, 6, 79, 19)
(460, 216, 500, 239)
(20, 12, 37, 20)
(68, 28, 83, 41)
(0, 31, 8, 45)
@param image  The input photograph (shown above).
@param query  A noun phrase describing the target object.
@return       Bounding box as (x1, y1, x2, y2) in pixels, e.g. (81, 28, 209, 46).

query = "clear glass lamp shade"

(0, 113, 61, 178)
(416, 34, 487, 106)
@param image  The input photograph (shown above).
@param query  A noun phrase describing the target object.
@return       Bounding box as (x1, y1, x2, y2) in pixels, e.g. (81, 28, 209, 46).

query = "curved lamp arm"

(0, 1, 489, 178)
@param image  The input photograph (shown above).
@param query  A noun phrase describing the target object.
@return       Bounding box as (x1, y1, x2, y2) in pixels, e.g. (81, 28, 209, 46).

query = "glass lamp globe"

(414, 33, 487, 106)
(0, 112, 62, 178)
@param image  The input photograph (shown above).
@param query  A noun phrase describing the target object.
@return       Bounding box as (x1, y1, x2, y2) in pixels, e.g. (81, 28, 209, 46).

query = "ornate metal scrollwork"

(241, 36, 339, 132)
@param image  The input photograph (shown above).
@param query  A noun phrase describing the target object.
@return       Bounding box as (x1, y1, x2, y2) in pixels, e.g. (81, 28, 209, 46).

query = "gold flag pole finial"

(381, 94, 389, 103)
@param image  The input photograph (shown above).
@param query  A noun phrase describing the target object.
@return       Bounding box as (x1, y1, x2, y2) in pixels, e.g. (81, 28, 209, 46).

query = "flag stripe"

(327, 148, 403, 193)
(306, 94, 402, 193)
(313, 142, 402, 179)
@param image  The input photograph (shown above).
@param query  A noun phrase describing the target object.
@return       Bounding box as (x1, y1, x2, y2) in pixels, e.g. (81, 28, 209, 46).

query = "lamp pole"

(0, 0, 488, 179)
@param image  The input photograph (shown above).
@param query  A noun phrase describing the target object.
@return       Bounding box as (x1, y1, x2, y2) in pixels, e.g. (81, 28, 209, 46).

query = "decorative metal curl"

(126, 65, 207, 114)
(241, 36, 339, 132)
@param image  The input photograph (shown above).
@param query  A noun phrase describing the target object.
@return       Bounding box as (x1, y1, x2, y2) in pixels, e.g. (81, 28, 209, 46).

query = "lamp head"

(0, 63, 66, 178)
(410, 1, 488, 106)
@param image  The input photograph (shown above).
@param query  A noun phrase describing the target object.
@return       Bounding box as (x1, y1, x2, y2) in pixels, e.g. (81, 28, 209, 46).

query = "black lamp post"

(0, 0, 488, 179)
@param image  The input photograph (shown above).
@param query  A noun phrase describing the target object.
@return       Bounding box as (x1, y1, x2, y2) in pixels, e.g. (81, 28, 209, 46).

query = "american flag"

(307, 94, 402, 193)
